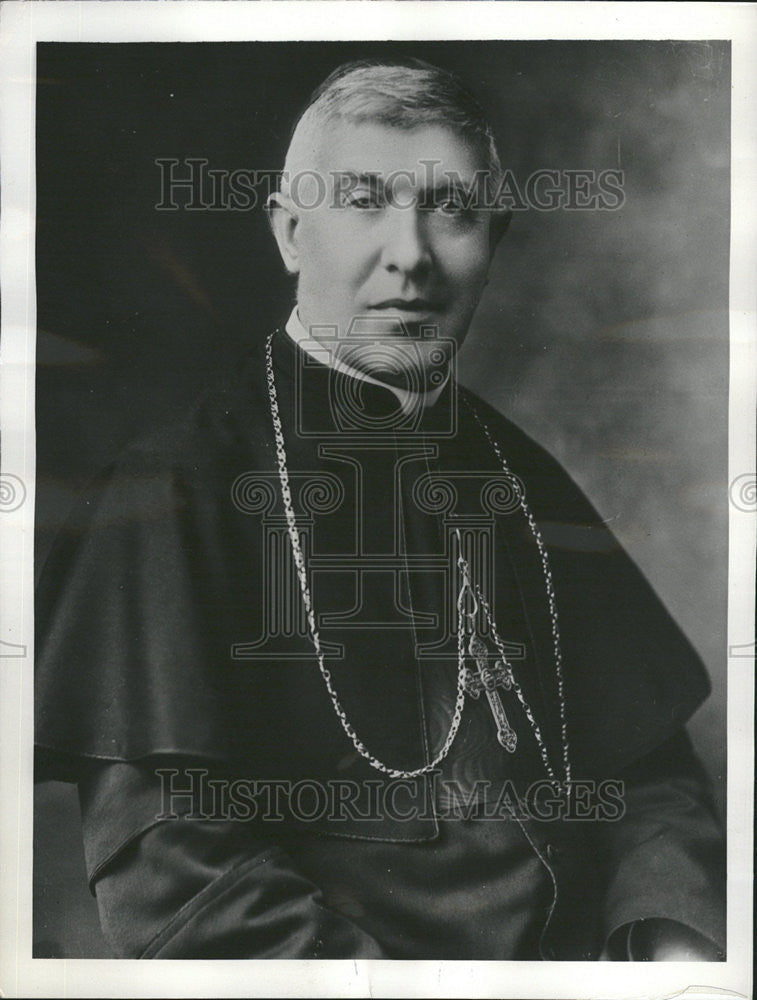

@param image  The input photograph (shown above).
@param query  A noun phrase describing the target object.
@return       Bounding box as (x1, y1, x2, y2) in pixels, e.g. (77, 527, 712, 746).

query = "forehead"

(312, 120, 484, 184)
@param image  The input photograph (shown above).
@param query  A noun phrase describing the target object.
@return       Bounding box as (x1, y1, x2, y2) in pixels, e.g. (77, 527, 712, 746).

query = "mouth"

(367, 299, 443, 327)
(369, 298, 440, 313)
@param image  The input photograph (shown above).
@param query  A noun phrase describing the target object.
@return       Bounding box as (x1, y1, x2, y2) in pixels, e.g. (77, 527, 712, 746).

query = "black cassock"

(35, 327, 725, 959)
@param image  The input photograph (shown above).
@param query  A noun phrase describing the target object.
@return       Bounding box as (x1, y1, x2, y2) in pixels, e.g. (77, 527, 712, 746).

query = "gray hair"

(282, 58, 503, 192)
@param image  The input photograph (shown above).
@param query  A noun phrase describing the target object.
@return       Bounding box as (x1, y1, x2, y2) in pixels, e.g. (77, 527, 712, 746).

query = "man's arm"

(593, 730, 725, 961)
(78, 762, 387, 959)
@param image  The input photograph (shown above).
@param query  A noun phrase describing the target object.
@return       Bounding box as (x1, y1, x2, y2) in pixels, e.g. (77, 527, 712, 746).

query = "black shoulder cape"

(36, 330, 711, 821)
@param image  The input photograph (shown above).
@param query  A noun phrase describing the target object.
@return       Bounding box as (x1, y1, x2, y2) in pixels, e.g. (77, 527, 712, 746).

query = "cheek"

(300, 214, 372, 289)
(447, 242, 490, 303)
(436, 224, 489, 269)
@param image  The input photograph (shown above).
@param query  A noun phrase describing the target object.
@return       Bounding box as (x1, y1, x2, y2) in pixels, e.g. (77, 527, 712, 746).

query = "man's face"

(272, 121, 496, 382)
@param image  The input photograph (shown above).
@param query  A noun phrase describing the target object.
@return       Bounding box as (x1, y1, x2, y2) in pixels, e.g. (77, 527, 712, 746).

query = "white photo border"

(1, 2, 754, 998)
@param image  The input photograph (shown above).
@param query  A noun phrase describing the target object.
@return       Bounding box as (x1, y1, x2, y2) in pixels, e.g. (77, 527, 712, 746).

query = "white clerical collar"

(284, 306, 449, 414)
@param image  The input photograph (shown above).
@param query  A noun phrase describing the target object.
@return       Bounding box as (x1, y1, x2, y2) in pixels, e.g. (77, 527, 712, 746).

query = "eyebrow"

(333, 171, 382, 187)
(336, 168, 480, 189)
(333, 171, 480, 197)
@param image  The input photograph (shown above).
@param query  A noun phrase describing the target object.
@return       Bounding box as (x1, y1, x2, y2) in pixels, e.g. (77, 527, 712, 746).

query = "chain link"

(265, 332, 571, 786)
(463, 396, 571, 787)
(266, 333, 467, 778)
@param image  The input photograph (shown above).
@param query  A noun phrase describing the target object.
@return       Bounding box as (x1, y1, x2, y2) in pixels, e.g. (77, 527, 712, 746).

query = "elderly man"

(35, 59, 725, 961)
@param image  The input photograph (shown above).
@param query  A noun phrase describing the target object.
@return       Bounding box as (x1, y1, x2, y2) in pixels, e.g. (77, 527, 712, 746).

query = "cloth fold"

(36, 328, 712, 834)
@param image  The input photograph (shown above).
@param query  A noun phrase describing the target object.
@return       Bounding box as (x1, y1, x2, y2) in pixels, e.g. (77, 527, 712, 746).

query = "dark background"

(34, 41, 730, 958)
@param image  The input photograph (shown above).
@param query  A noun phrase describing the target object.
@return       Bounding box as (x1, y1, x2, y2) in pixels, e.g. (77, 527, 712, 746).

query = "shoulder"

(87, 346, 275, 509)
(38, 345, 274, 585)
(455, 381, 603, 528)
(121, 348, 271, 479)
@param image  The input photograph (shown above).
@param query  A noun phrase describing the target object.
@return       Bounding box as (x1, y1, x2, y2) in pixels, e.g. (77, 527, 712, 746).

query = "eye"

(435, 198, 465, 215)
(344, 189, 384, 210)
(426, 190, 472, 217)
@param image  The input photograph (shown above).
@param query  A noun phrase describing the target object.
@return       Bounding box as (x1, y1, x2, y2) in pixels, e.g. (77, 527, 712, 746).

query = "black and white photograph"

(0, 3, 754, 998)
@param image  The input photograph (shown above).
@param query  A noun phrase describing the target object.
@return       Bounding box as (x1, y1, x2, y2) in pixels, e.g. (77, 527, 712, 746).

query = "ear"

(488, 208, 512, 259)
(266, 191, 301, 275)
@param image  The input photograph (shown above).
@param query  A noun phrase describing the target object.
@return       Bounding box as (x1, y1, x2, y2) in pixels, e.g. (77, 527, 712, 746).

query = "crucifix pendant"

(463, 632, 518, 753)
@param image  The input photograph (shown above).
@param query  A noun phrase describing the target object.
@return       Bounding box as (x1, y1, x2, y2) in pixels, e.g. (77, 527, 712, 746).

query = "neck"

(284, 307, 449, 415)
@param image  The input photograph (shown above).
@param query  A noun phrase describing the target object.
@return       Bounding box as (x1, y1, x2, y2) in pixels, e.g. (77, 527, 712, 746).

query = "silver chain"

(463, 397, 571, 787)
(264, 332, 571, 785)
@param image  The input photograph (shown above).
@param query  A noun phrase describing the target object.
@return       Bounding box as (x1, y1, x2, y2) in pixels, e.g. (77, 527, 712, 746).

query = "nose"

(379, 205, 432, 278)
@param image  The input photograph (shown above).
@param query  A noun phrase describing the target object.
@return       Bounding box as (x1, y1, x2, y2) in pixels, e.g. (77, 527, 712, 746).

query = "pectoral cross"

(463, 633, 518, 753)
